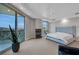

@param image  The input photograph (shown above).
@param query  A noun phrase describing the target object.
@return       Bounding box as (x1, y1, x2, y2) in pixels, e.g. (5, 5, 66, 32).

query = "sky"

(0, 14, 24, 29)
(42, 21, 49, 27)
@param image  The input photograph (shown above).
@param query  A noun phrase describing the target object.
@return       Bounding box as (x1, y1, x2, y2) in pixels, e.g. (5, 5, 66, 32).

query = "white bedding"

(47, 32, 75, 45)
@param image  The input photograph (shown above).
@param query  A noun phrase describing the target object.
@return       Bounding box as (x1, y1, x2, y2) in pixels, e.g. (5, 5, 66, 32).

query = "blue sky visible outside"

(42, 21, 49, 28)
(18, 15, 24, 29)
(0, 14, 24, 29)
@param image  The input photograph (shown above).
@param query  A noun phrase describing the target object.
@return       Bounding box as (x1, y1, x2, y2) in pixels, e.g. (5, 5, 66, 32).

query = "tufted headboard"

(56, 26, 76, 37)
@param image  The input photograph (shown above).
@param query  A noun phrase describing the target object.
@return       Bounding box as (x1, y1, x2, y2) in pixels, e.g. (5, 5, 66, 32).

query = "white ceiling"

(12, 3, 79, 21)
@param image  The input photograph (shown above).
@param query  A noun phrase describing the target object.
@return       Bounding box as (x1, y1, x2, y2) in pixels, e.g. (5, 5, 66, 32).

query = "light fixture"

(61, 18, 68, 23)
(8, 9, 10, 12)
(20, 7, 23, 10)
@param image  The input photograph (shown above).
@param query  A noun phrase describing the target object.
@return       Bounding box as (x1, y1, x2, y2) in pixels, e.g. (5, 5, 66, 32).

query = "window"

(0, 4, 15, 52)
(17, 14, 25, 43)
(0, 4, 25, 52)
(42, 21, 49, 37)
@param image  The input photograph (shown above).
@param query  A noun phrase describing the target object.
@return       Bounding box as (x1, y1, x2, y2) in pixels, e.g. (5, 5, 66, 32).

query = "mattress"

(47, 32, 75, 45)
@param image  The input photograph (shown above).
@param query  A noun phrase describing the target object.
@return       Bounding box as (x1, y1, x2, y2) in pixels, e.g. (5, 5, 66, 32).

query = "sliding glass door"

(0, 4, 25, 53)
(17, 14, 25, 43)
(0, 4, 15, 52)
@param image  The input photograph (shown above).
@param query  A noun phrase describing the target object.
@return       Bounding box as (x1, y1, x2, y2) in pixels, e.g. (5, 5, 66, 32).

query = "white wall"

(49, 22, 55, 33)
(35, 19, 42, 29)
(25, 16, 31, 40)
(25, 16, 35, 40)
(25, 18, 43, 40)
(30, 18, 35, 39)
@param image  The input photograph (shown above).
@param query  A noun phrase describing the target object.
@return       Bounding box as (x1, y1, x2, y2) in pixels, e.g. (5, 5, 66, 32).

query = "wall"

(25, 16, 35, 40)
(25, 16, 31, 40)
(30, 18, 35, 39)
(35, 19, 42, 29)
(25, 18, 42, 40)
(49, 22, 55, 33)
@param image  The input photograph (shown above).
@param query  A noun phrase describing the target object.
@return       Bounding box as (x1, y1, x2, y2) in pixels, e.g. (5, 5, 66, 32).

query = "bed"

(46, 26, 76, 45)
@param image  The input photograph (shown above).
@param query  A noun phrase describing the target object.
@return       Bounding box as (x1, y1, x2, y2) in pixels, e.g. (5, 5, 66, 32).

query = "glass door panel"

(0, 4, 15, 52)
(17, 14, 25, 43)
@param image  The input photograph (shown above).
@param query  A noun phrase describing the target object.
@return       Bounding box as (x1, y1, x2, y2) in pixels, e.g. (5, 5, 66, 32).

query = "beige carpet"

(3, 38, 58, 55)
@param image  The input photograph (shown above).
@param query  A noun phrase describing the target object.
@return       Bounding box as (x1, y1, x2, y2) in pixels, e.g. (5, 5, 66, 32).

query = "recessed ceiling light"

(20, 7, 23, 9)
(61, 18, 68, 23)
(8, 9, 10, 12)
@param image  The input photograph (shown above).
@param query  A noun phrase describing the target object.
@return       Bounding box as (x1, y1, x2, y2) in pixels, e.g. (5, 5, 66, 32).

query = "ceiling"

(12, 3, 79, 21)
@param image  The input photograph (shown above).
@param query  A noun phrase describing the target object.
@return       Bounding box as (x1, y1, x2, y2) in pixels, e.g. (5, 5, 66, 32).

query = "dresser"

(35, 29, 42, 38)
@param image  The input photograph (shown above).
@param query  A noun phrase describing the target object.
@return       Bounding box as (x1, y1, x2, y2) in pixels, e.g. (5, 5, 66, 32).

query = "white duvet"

(47, 32, 74, 45)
